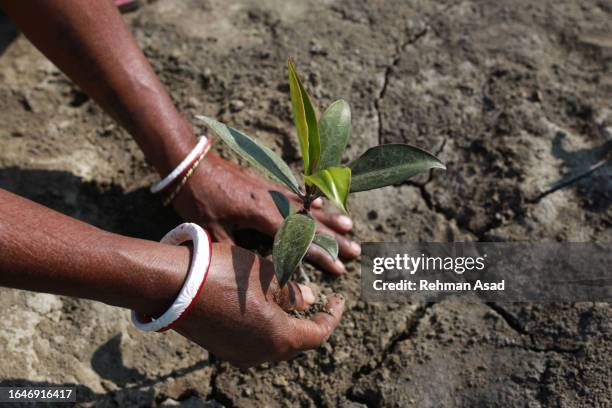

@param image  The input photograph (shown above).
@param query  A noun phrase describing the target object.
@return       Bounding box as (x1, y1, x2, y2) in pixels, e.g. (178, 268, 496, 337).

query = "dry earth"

(0, 0, 611, 407)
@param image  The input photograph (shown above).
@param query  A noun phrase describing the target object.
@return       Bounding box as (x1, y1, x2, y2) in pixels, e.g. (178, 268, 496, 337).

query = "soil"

(0, 0, 610, 407)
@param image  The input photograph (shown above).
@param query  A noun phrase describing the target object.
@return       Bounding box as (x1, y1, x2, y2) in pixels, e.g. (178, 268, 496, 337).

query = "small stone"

(186, 97, 201, 109)
(273, 375, 289, 387)
(309, 41, 328, 56)
(334, 349, 350, 362)
(159, 398, 180, 407)
(26, 293, 62, 315)
(229, 99, 245, 112)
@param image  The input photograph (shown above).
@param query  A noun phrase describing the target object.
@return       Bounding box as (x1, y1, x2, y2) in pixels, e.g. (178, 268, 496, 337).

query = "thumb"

(276, 282, 316, 312)
(288, 294, 345, 350)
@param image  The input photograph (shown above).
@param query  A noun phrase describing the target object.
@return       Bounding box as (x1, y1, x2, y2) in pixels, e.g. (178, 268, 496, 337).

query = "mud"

(0, 0, 610, 407)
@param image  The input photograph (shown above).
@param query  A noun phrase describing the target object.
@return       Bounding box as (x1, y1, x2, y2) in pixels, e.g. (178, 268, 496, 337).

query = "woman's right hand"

(172, 243, 345, 368)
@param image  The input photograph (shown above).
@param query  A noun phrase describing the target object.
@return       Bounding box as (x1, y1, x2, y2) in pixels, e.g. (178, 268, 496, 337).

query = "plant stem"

(301, 185, 319, 212)
(302, 196, 313, 212)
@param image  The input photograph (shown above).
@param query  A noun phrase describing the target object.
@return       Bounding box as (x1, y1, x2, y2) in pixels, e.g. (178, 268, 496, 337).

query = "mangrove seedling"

(197, 58, 446, 288)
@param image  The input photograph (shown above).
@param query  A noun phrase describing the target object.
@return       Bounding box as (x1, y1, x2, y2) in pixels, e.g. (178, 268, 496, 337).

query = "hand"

(172, 243, 345, 368)
(172, 153, 361, 275)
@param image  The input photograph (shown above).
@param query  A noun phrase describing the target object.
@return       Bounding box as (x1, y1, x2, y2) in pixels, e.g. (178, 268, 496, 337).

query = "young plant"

(196, 58, 445, 288)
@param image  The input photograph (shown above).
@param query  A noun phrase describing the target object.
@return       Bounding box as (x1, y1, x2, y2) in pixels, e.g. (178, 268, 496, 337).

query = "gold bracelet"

(162, 142, 212, 207)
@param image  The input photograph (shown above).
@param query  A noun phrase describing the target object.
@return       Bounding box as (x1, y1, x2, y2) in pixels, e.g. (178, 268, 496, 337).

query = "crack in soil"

(346, 302, 435, 404)
(374, 27, 429, 145)
(486, 302, 528, 334)
(206, 360, 235, 408)
(398, 137, 505, 241)
(486, 303, 583, 355)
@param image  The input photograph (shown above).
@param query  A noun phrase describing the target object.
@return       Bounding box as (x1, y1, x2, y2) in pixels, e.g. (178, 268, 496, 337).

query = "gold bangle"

(162, 142, 212, 207)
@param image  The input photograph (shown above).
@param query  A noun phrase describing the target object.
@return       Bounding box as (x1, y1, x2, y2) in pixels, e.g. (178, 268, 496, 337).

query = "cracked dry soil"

(0, 0, 610, 407)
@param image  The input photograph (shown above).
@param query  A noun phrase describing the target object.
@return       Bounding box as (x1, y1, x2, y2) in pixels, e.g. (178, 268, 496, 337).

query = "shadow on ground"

(0, 11, 18, 56)
(548, 132, 612, 212)
(0, 166, 273, 249)
(0, 333, 211, 406)
(0, 167, 180, 240)
(0, 168, 223, 406)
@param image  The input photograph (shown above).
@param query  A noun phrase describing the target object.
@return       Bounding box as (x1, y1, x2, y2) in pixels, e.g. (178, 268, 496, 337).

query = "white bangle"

(150, 136, 208, 194)
(131, 223, 212, 332)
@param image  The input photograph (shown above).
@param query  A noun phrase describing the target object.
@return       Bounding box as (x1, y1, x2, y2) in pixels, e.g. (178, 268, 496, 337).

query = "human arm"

(0, 0, 360, 274)
(0, 187, 345, 367)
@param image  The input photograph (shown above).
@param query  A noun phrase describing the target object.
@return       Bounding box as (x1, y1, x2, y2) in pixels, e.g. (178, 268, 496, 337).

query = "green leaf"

(288, 58, 320, 175)
(269, 190, 294, 219)
(349, 144, 446, 192)
(304, 166, 351, 213)
(273, 214, 316, 288)
(196, 115, 301, 195)
(318, 99, 351, 169)
(312, 234, 339, 259)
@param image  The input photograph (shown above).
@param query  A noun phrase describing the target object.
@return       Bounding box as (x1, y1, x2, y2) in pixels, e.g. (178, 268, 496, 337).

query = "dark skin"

(0, 0, 354, 366)
(0, 189, 344, 368)
(0, 0, 360, 275)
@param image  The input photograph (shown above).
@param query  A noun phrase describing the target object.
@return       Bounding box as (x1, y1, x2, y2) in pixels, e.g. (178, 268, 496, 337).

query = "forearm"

(0, 188, 188, 317)
(0, 0, 196, 176)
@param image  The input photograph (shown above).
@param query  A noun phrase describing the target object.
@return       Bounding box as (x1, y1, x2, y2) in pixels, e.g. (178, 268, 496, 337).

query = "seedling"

(197, 58, 445, 288)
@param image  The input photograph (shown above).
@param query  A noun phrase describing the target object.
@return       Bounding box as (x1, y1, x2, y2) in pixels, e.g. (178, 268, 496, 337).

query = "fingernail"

(350, 241, 361, 256)
(338, 215, 353, 230)
(300, 284, 315, 305)
(334, 259, 346, 273)
(312, 197, 323, 207)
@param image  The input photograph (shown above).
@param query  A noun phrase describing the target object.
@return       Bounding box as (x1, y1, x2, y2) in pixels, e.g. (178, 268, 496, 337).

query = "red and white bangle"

(150, 136, 209, 194)
(131, 223, 212, 332)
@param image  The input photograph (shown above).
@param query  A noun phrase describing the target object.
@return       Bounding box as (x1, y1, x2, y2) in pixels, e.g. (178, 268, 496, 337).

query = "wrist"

(102, 234, 191, 318)
(171, 152, 223, 219)
(146, 118, 199, 177)
(133, 244, 192, 318)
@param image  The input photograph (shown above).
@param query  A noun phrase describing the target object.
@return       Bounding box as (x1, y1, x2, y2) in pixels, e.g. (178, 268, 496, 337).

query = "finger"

(311, 197, 323, 209)
(277, 282, 315, 312)
(311, 209, 353, 233)
(305, 244, 345, 275)
(289, 294, 345, 350)
(316, 223, 361, 259)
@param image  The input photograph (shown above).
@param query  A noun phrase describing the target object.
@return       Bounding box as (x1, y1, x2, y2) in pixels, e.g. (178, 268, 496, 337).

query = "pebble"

(229, 99, 245, 112)
(273, 375, 289, 387)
